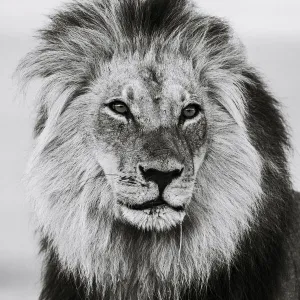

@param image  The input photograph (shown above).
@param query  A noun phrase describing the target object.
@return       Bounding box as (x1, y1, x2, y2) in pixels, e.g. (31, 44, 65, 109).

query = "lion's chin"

(117, 204, 186, 231)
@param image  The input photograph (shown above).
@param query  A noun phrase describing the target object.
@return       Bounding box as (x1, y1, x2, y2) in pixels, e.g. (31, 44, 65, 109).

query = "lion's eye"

(181, 104, 201, 119)
(108, 100, 129, 115)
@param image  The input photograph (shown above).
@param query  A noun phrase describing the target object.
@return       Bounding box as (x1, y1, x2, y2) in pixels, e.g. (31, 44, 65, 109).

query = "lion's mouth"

(120, 197, 184, 212)
(118, 197, 186, 230)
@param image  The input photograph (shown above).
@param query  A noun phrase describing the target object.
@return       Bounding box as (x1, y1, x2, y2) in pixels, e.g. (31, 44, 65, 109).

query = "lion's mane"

(18, 0, 294, 299)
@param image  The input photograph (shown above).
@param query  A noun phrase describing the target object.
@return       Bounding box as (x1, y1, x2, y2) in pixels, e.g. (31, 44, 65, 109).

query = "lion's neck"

(39, 205, 291, 300)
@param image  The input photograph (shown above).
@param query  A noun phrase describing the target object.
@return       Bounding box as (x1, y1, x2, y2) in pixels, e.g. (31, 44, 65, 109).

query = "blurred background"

(0, 0, 299, 299)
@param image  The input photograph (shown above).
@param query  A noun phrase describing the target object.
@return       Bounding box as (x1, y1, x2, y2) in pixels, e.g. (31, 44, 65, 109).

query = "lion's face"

(91, 57, 207, 230)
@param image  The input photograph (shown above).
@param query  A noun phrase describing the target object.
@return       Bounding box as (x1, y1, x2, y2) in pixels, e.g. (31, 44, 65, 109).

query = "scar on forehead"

(141, 66, 160, 85)
(122, 85, 135, 100)
(181, 90, 191, 102)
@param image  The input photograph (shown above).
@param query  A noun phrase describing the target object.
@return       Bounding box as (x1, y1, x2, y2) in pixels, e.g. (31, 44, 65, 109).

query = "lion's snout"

(138, 164, 183, 193)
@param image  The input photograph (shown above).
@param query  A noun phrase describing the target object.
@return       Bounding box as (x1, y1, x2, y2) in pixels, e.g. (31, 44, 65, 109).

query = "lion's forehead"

(94, 55, 200, 102)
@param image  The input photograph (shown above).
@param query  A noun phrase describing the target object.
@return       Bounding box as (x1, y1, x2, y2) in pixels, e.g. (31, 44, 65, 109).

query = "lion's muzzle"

(116, 158, 194, 230)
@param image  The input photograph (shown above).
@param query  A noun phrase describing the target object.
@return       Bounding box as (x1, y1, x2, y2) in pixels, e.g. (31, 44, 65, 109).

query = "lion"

(17, 0, 300, 299)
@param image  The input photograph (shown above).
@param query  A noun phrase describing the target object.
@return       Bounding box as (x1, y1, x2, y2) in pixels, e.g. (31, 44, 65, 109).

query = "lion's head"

(18, 0, 284, 299)
(90, 55, 208, 231)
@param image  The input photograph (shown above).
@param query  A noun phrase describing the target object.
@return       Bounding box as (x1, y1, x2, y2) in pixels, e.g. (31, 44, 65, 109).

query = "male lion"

(18, 0, 300, 299)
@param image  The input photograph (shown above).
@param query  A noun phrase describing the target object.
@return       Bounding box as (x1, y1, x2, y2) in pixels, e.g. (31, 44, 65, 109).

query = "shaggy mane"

(17, 1, 294, 300)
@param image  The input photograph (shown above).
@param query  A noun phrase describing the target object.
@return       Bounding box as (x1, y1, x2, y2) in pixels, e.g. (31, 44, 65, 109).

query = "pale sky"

(1, 0, 300, 36)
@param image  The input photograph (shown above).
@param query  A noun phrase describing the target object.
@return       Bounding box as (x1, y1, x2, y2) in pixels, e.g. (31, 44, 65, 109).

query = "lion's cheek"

(115, 182, 159, 206)
(163, 182, 194, 209)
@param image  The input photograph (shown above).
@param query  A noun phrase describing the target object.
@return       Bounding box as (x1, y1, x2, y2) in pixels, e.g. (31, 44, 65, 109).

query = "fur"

(17, 0, 294, 299)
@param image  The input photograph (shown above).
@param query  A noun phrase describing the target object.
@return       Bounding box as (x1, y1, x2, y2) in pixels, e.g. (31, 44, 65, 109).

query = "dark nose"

(139, 166, 183, 193)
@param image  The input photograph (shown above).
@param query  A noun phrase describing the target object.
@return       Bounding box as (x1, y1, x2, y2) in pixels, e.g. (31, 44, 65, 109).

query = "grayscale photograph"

(1, 0, 300, 299)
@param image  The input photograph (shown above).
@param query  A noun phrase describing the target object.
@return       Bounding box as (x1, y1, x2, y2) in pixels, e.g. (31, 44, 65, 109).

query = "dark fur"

(19, 0, 297, 299)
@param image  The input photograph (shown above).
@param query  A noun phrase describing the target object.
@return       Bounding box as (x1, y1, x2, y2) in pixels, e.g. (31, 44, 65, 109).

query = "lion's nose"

(139, 165, 183, 193)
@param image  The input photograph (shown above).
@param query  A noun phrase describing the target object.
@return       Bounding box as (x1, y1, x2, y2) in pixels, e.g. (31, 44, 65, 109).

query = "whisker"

(178, 222, 183, 267)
